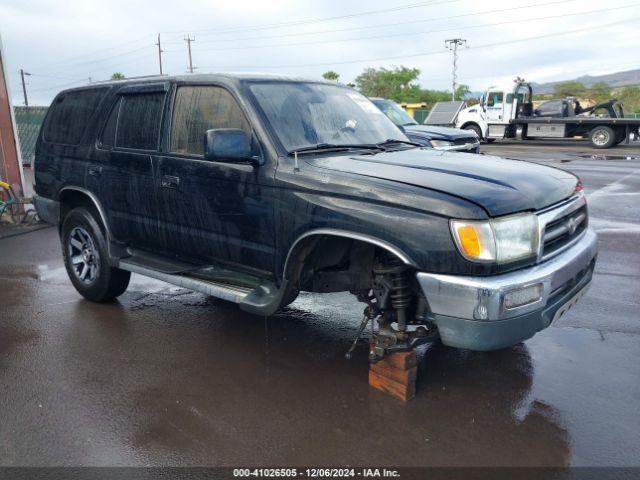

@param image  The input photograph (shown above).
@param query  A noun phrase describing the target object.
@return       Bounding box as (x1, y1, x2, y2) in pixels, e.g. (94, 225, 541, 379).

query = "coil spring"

(373, 258, 411, 311)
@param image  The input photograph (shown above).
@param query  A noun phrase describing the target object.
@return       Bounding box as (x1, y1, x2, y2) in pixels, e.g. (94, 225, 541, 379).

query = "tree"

(322, 71, 340, 82)
(619, 85, 640, 113)
(111, 72, 125, 80)
(355, 66, 421, 101)
(554, 81, 586, 98)
(455, 84, 471, 100)
(588, 81, 612, 101)
(514, 76, 526, 84)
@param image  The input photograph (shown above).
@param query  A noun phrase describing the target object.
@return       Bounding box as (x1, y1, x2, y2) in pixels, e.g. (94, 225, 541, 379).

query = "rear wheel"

(589, 126, 616, 149)
(61, 207, 130, 302)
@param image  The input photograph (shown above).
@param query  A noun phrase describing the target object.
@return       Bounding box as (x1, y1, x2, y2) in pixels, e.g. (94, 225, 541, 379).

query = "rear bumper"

(33, 194, 60, 225)
(416, 228, 598, 350)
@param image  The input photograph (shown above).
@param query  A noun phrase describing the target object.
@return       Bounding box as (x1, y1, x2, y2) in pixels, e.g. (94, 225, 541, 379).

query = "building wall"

(0, 33, 23, 197)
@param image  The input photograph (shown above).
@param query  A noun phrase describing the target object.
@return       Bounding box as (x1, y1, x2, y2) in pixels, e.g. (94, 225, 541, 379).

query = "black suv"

(33, 75, 597, 361)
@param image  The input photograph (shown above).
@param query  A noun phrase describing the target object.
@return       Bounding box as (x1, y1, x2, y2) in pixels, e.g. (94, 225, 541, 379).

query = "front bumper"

(416, 228, 598, 350)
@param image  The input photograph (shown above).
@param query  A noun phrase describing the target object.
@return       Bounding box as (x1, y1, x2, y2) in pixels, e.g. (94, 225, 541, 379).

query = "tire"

(463, 124, 483, 141)
(61, 207, 130, 302)
(589, 126, 616, 149)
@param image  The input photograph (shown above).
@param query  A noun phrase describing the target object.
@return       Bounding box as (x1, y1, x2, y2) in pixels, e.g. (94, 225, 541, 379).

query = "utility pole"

(19, 68, 31, 106)
(155, 33, 164, 75)
(444, 38, 466, 101)
(184, 35, 195, 74)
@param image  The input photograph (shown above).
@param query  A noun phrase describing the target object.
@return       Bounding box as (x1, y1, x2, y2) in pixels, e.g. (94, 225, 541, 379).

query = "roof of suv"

(67, 73, 340, 90)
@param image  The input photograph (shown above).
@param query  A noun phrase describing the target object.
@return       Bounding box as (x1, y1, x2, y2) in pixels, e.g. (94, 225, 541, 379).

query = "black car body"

(371, 98, 480, 153)
(33, 75, 597, 359)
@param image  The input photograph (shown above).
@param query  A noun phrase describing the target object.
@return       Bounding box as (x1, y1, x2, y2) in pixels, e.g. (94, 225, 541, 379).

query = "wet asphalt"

(1, 141, 639, 467)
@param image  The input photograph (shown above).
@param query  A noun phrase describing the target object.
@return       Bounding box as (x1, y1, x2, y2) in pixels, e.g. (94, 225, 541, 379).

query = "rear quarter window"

(44, 88, 107, 145)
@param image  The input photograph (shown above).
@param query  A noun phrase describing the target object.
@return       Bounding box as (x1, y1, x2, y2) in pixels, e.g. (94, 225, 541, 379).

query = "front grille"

(541, 205, 588, 258)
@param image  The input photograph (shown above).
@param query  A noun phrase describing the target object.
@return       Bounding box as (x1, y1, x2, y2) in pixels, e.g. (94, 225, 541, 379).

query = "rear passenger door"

(156, 84, 276, 273)
(96, 84, 168, 253)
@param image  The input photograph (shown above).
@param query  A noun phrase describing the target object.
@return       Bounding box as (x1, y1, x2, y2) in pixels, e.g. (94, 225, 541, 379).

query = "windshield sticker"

(347, 93, 384, 115)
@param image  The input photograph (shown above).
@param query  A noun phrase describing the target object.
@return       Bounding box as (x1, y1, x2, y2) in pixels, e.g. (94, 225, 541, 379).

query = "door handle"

(161, 175, 180, 189)
(88, 165, 102, 177)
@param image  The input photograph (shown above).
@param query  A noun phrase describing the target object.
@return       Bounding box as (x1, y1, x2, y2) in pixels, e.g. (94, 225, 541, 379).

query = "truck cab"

(456, 82, 534, 140)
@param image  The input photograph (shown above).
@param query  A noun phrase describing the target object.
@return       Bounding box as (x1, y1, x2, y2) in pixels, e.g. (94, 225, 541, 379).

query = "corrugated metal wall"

(13, 106, 48, 166)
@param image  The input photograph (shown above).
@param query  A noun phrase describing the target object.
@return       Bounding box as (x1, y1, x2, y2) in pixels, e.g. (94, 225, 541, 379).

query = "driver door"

(155, 85, 276, 274)
(486, 91, 505, 123)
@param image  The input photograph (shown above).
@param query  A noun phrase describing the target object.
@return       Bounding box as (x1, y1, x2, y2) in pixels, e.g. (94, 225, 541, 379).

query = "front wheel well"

(283, 234, 414, 295)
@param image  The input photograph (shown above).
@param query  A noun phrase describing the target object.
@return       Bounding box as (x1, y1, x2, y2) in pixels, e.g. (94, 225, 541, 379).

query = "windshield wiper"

(288, 143, 386, 155)
(377, 138, 421, 148)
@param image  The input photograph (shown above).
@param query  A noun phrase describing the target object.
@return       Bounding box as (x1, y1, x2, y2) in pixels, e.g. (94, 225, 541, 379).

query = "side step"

(118, 260, 291, 316)
(119, 260, 252, 304)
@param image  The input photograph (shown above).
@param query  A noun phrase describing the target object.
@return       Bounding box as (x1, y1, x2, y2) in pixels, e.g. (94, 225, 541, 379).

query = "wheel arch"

(58, 186, 111, 240)
(282, 228, 417, 282)
(460, 122, 483, 139)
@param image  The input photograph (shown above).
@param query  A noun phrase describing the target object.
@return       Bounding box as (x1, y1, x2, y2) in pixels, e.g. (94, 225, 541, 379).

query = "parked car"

(370, 97, 480, 153)
(33, 75, 597, 361)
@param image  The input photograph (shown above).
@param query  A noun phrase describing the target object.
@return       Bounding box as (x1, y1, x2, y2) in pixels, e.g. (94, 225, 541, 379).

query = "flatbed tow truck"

(428, 81, 640, 149)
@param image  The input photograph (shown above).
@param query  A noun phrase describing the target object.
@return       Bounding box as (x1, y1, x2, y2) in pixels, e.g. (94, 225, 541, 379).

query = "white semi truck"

(428, 82, 640, 149)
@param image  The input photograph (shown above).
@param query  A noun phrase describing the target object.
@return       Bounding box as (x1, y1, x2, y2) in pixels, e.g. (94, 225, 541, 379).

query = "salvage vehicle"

(432, 81, 640, 149)
(370, 97, 480, 153)
(33, 75, 597, 362)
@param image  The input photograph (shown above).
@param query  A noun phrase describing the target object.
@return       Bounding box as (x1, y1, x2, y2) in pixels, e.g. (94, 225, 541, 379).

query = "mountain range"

(530, 68, 640, 94)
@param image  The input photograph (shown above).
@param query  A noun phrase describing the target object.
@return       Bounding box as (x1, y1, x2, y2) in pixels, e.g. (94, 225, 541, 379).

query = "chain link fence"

(13, 106, 48, 166)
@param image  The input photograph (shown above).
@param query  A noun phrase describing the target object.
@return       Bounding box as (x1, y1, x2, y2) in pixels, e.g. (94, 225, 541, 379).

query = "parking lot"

(1, 140, 639, 468)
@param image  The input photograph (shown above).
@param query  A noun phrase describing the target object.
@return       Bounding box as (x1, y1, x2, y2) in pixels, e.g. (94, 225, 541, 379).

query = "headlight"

(450, 213, 540, 264)
(429, 139, 453, 148)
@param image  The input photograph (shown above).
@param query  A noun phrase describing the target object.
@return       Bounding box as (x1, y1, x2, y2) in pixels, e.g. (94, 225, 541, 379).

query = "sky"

(1, 0, 638, 105)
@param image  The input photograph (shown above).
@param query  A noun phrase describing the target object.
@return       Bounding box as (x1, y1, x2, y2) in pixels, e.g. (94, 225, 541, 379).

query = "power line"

(161, 0, 460, 37)
(183, 0, 580, 46)
(198, 16, 640, 70)
(190, 3, 637, 53)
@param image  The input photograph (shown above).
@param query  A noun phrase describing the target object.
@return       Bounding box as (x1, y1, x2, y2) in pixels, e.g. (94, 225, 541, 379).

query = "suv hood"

(309, 149, 578, 217)
(404, 124, 476, 141)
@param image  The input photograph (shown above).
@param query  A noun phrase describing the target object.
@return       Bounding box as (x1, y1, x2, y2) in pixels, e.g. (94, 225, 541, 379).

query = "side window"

(100, 98, 121, 148)
(116, 92, 165, 150)
(486, 92, 503, 107)
(170, 86, 250, 156)
(44, 88, 107, 145)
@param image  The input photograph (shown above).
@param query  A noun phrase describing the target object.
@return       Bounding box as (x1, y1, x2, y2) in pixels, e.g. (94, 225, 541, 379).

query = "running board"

(118, 260, 290, 316)
(119, 260, 252, 304)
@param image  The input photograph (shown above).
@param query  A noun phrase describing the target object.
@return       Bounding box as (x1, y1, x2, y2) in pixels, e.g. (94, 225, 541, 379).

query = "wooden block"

(369, 369, 416, 402)
(377, 350, 417, 370)
(370, 361, 417, 385)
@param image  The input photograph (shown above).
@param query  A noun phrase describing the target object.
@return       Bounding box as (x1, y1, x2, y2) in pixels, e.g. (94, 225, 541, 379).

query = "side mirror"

(204, 129, 254, 164)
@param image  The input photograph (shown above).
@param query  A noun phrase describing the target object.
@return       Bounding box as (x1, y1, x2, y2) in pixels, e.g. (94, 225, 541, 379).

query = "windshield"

(248, 82, 408, 152)
(371, 99, 417, 126)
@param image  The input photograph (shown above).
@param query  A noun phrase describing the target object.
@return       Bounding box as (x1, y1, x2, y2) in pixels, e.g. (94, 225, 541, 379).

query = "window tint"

(100, 98, 121, 148)
(487, 92, 503, 107)
(44, 88, 107, 145)
(116, 92, 165, 150)
(171, 86, 250, 155)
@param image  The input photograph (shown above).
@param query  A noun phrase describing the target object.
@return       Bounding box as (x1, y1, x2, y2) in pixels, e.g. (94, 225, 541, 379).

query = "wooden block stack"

(368, 350, 417, 401)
